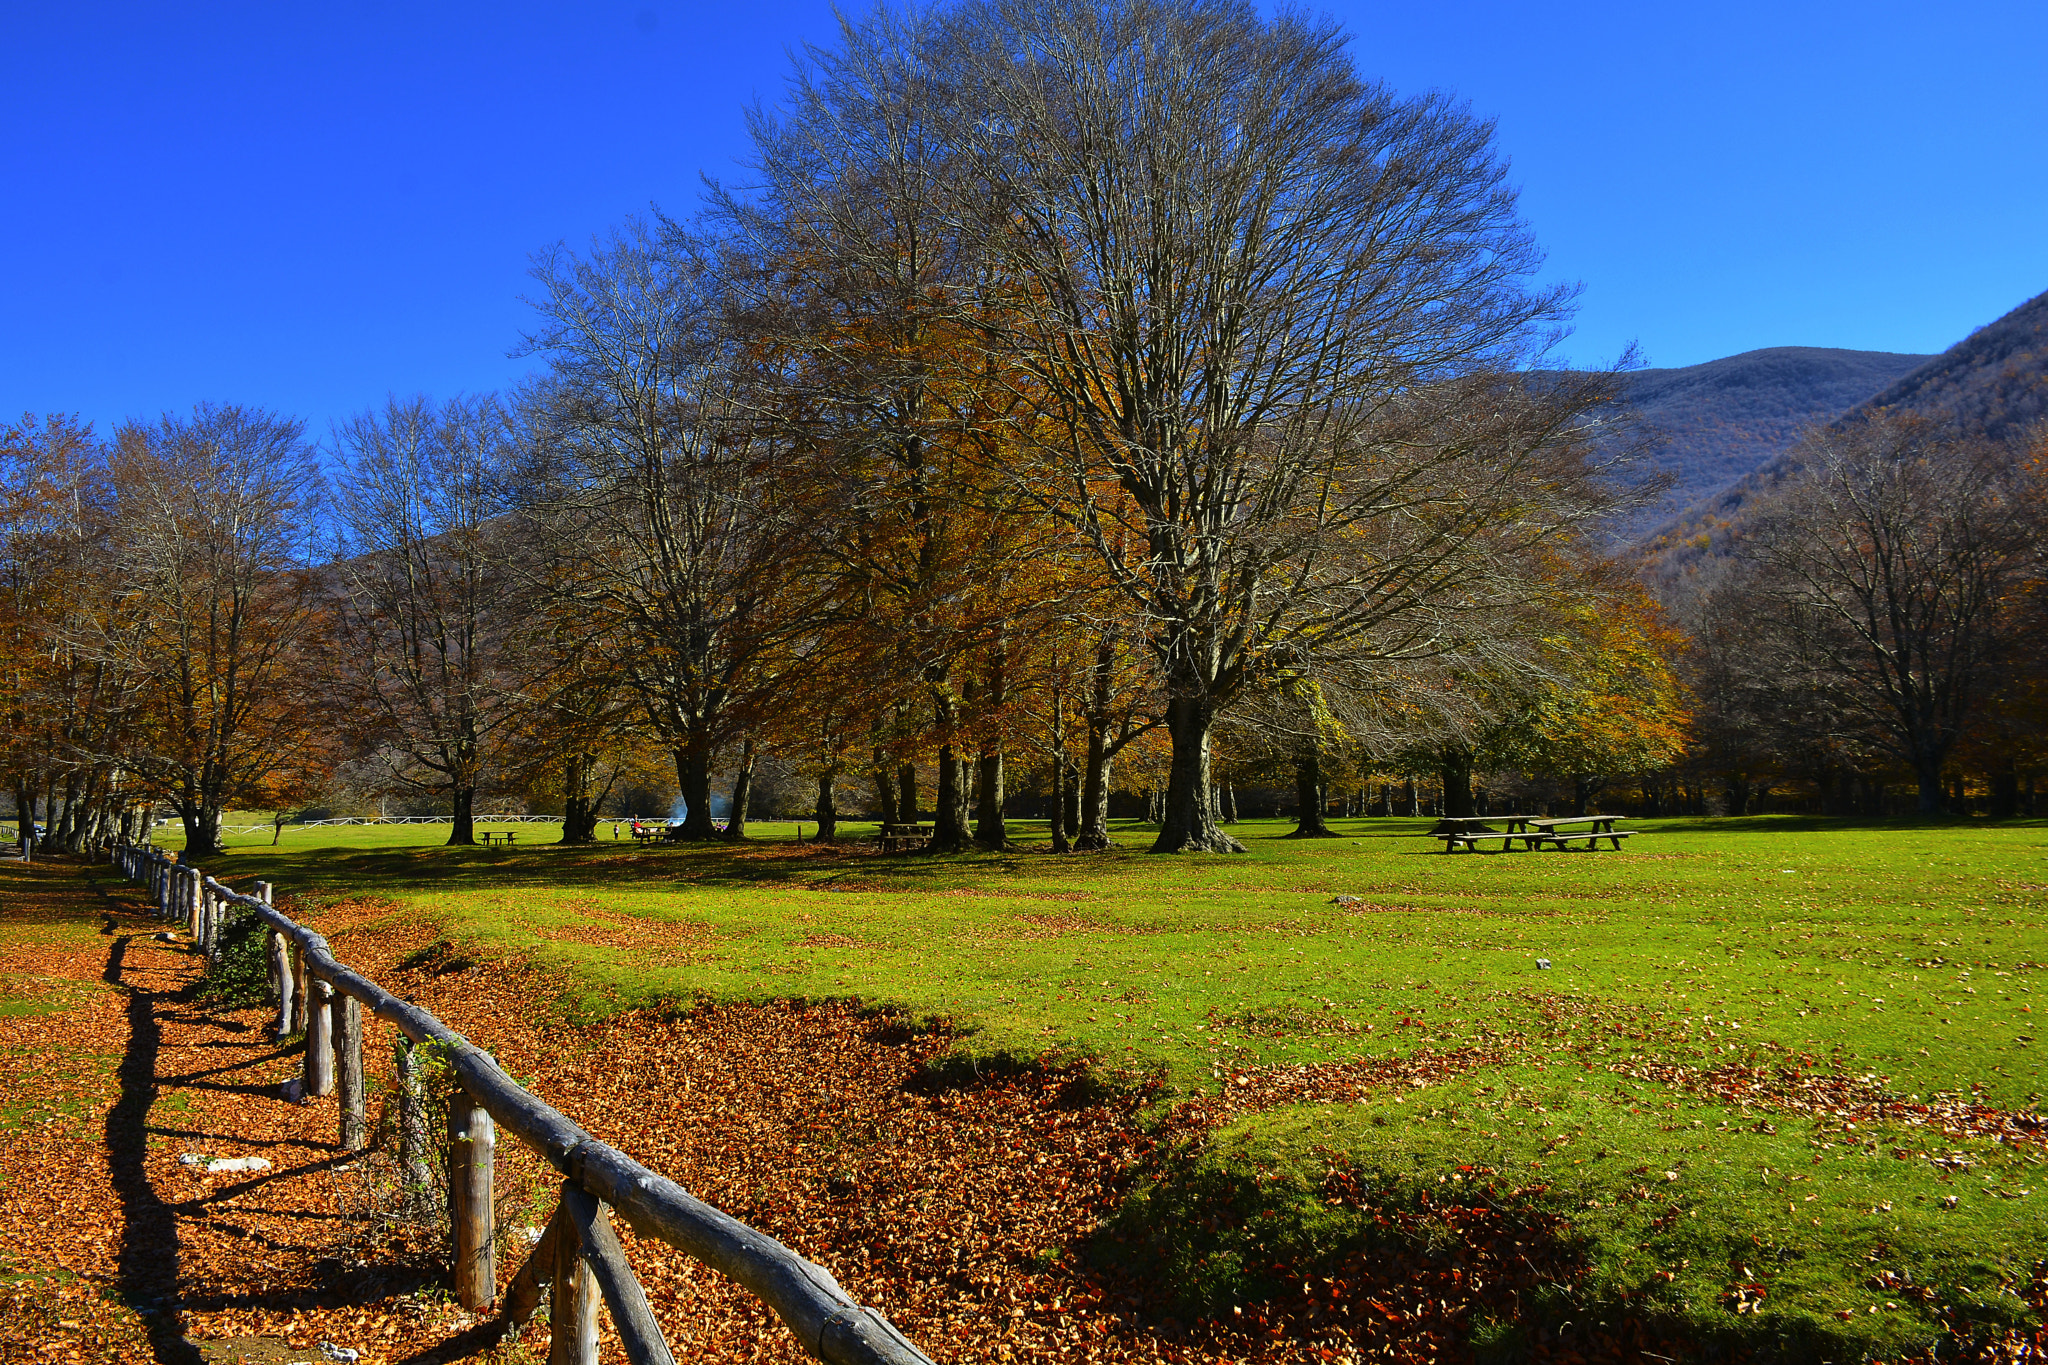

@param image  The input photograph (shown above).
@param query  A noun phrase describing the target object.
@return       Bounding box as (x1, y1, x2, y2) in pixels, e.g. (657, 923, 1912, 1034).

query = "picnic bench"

(1528, 815, 1632, 850)
(877, 822, 931, 853)
(1431, 814, 1633, 853)
(479, 830, 517, 847)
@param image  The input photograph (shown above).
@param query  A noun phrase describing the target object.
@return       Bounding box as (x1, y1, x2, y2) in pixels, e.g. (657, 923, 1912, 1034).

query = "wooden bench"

(1433, 828, 1542, 853)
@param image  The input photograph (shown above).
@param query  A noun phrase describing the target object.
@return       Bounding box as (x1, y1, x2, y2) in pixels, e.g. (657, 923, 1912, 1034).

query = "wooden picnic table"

(479, 830, 517, 847)
(877, 822, 931, 853)
(1527, 815, 1632, 850)
(1431, 814, 1634, 853)
(1432, 815, 1539, 852)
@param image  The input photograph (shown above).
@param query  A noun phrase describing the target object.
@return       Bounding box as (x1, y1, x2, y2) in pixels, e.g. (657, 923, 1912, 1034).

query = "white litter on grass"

(178, 1153, 206, 1167)
(206, 1157, 271, 1174)
(318, 1343, 360, 1362)
(1536, 958, 1552, 969)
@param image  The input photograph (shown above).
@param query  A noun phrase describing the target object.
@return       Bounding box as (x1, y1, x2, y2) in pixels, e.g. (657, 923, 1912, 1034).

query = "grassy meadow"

(159, 813, 2048, 1357)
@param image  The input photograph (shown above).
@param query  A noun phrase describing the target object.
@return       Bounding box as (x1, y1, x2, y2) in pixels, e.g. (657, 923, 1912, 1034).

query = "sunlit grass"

(154, 811, 2048, 1353)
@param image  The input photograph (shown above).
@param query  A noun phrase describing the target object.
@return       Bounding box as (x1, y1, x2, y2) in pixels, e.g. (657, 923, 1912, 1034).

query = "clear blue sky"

(4, 1, 2043, 439)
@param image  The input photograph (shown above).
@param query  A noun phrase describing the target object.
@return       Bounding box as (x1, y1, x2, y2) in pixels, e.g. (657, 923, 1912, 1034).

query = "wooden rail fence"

(112, 840, 935, 1365)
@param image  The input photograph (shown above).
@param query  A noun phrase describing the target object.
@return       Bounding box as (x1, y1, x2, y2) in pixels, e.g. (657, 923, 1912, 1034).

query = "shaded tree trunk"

(1048, 756, 1070, 852)
(674, 749, 716, 839)
(897, 761, 918, 825)
(1221, 783, 1237, 823)
(448, 786, 477, 845)
(814, 766, 838, 842)
(724, 738, 756, 840)
(1075, 721, 1114, 850)
(560, 751, 600, 845)
(181, 797, 225, 860)
(1285, 745, 1336, 839)
(974, 745, 1007, 847)
(870, 750, 899, 827)
(1439, 747, 1475, 819)
(1152, 695, 1244, 853)
(932, 747, 972, 852)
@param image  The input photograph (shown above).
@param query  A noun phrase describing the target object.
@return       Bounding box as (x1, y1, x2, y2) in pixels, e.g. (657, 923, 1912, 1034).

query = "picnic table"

(479, 830, 517, 847)
(877, 822, 931, 853)
(1431, 814, 1633, 853)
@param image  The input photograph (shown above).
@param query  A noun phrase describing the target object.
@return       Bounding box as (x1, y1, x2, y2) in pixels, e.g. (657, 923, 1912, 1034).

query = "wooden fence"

(112, 840, 935, 1365)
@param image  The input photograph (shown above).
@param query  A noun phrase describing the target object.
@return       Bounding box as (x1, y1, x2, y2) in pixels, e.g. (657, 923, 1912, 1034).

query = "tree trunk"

(1075, 723, 1114, 850)
(1221, 782, 1237, 823)
(448, 786, 477, 846)
(1048, 756, 1070, 852)
(974, 745, 1007, 848)
(813, 766, 838, 842)
(870, 752, 899, 827)
(560, 751, 600, 845)
(1285, 745, 1336, 839)
(725, 738, 756, 840)
(1440, 748, 1475, 819)
(1725, 775, 1751, 817)
(1152, 695, 1244, 853)
(932, 747, 971, 852)
(897, 762, 918, 825)
(182, 801, 226, 859)
(674, 749, 717, 839)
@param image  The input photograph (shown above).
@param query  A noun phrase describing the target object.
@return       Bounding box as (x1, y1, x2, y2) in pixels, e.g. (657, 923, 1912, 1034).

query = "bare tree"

(943, 0, 1618, 850)
(332, 394, 528, 845)
(520, 222, 823, 839)
(1748, 412, 2038, 814)
(110, 404, 326, 857)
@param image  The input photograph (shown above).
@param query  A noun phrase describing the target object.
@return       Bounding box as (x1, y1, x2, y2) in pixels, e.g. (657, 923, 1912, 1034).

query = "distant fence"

(202, 815, 718, 835)
(112, 839, 933, 1365)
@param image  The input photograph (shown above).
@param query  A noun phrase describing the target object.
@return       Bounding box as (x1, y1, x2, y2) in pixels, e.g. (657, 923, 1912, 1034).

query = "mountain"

(1841, 286, 2048, 441)
(1633, 287, 2048, 597)
(1609, 346, 1933, 540)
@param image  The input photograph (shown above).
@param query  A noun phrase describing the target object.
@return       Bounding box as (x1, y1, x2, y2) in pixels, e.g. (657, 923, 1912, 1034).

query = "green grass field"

(158, 813, 2048, 1357)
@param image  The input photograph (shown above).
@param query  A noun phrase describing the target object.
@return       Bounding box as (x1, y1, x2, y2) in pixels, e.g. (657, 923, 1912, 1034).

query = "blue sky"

(3, 1, 2043, 439)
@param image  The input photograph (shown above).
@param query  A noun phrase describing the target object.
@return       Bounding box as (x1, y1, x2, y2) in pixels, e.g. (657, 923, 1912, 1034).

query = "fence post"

(336, 994, 364, 1150)
(269, 931, 294, 1037)
(291, 944, 309, 1034)
(395, 1039, 431, 1211)
(187, 868, 202, 938)
(304, 977, 334, 1097)
(449, 1088, 496, 1310)
(550, 1194, 598, 1364)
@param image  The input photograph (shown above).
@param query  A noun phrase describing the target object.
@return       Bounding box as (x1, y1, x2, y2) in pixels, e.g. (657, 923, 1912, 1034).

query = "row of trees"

(3, 0, 1678, 857)
(33, 0, 2034, 850)
(1676, 413, 2046, 818)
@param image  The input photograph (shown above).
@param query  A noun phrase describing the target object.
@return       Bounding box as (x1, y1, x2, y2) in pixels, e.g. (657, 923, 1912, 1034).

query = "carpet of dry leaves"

(0, 857, 2037, 1364)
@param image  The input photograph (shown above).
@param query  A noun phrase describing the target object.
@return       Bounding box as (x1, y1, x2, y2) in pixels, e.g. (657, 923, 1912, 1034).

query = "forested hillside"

(1844, 285, 2048, 439)
(1637, 287, 2048, 595)
(1612, 346, 1931, 539)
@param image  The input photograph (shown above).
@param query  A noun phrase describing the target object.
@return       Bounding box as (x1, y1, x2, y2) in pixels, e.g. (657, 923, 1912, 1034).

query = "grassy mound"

(1110, 1072, 2046, 1359)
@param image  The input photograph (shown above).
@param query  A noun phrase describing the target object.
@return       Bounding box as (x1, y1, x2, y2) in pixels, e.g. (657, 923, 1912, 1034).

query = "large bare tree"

(940, 0, 1619, 850)
(520, 223, 822, 839)
(332, 394, 528, 845)
(111, 404, 326, 857)
(1747, 412, 2039, 814)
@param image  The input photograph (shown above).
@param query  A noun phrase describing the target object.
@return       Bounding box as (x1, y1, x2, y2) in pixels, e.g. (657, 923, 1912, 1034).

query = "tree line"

(4, 0, 2038, 856)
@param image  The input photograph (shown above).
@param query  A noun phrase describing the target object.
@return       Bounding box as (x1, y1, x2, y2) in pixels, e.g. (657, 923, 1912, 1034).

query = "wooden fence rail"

(112, 840, 935, 1365)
